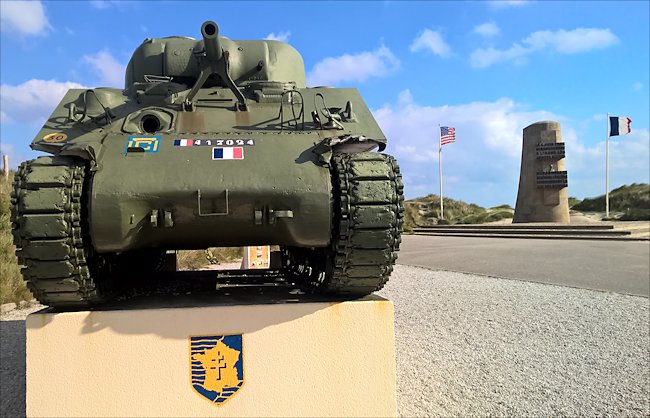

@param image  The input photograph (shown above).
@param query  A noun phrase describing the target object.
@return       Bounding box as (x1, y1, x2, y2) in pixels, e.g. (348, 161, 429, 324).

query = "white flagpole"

(605, 113, 610, 218)
(438, 125, 444, 220)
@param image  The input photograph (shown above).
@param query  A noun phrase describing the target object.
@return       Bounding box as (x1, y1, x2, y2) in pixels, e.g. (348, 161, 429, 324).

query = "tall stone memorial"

(513, 121, 570, 223)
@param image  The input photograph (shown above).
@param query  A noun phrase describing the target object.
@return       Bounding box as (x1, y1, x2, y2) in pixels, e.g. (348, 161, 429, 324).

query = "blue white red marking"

(174, 139, 194, 147)
(213, 147, 244, 160)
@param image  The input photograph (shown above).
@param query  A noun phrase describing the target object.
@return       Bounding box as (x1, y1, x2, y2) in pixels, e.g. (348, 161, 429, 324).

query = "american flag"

(440, 126, 456, 146)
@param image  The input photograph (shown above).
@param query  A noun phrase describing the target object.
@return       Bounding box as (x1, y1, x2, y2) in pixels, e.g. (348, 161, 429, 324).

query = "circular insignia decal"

(42, 133, 68, 143)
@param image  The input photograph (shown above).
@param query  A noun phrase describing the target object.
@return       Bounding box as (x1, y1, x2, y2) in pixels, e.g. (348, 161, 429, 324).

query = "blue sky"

(1, 0, 648, 206)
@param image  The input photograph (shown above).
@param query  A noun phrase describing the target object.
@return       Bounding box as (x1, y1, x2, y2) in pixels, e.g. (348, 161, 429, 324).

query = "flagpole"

(605, 113, 610, 218)
(438, 125, 444, 220)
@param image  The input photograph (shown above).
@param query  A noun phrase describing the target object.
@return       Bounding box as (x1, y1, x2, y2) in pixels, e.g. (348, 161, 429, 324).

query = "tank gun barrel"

(183, 20, 247, 111)
(201, 21, 223, 62)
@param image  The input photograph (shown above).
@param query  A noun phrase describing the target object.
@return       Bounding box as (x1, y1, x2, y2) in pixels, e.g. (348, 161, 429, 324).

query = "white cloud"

(265, 31, 291, 43)
(0, 0, 51, 37)
(89, 0, 110, 9)
(0, 142, 28, 169)
(409, 29, 452, 58)
(566, 128, 650, 198)
(307, 45, 400, 86)
(0, 52, 122, 129)
(371, 91, 649, 205)
(375, 90, 556, 161)
(525, 28, 619, 54)
(372, 91, 558, 204)
(83, 50, 127, 88)
(473, 22, 500, 37)
(89, 0, 136, 10)
(470, 27, 618, 68)
(470, 44, 529, 68)
(0, 79, 87, 125)
(490, 0, 529, 8)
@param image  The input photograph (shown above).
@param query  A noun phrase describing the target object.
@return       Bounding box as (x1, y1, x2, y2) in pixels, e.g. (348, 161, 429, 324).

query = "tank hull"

(12, 20, 404, 308)
(90, 133, 332, 252)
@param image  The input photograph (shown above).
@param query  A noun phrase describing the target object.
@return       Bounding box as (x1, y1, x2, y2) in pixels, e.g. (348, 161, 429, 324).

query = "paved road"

(398, 235, 650, 297)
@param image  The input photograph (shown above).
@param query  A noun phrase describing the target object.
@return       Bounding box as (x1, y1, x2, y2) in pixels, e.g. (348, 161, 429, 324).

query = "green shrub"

(405, 194, 515, 226)
(573, 183, 649, 212)
(620, 208, 650, 221)
(490, 204, 513, 210)
(568, 197, 582, 208)
(484, 210, 514, 223)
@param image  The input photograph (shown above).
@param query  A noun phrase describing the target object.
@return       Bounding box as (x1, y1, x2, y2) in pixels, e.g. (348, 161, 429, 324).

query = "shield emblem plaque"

(190, 335, 244, 406)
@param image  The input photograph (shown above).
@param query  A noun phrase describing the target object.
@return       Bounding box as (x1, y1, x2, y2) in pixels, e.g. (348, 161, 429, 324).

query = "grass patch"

(568, 196, 582, 208)
(177, 247, 243, 270)
(620, 208, 650, 221)
(458, 210, 514, 224)
(404, 194, 514, 228)
(489, 204, 513, 211)
(0, 172, 33, 305)
(572, 183, 650, 220)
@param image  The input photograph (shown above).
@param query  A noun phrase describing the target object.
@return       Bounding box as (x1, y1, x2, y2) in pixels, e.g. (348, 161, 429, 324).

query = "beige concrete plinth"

(26, 295, 396, 417)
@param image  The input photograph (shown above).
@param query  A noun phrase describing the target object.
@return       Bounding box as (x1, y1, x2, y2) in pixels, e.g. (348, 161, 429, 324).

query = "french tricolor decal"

(213, 147, 244, 160)
(174, 139, 194, 147)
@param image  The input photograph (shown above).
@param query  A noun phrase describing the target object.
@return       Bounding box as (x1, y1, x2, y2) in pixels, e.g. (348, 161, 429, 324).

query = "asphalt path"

(398, 235, 650, 297)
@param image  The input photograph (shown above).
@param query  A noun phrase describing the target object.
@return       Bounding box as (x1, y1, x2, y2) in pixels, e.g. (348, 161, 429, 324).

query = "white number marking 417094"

(193, 139, 255, 147)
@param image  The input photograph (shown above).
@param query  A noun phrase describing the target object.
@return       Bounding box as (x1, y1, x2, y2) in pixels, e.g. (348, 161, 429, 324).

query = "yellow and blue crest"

(190, 335, 244, 406)
(125, 135, 160, 153)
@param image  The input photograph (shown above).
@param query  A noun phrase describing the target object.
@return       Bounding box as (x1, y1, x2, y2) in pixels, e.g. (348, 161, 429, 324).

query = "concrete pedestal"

(26, 295, 396, 417)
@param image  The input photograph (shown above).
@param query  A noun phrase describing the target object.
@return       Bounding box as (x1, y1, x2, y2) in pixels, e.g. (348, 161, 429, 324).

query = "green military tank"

(11, 21, 404, 308)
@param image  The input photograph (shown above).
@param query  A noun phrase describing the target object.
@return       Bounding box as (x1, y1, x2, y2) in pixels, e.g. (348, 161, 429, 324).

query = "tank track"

(11, 156, 108, 307)
(317, 152, 404, 295)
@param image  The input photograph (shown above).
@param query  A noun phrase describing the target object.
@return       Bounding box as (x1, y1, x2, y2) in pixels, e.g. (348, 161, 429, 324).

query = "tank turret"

(124, 22, 306, 89)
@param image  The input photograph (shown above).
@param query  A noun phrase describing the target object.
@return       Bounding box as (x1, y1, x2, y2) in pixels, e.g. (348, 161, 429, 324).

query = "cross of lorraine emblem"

(190, 335, 244, 406)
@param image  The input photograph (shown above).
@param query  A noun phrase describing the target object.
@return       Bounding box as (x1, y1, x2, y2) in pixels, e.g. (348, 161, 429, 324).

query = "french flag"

(609, 116, 632, 137)
(213, 147, 244, 160)
(174, 139, 193, 147)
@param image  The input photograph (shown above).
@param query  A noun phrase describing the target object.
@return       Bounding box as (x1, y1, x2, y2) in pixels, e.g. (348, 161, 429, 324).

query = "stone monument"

(513, 121, 570, 223)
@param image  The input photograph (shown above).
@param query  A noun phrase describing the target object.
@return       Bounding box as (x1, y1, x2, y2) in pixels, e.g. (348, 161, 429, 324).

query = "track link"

(323, 152, 404, 295)
(11, 156, 107, 307)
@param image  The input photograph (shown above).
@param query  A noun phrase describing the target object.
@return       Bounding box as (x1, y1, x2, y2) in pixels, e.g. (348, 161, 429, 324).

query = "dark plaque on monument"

(536, 171, 568, 188)
(535, 143, 566, 159)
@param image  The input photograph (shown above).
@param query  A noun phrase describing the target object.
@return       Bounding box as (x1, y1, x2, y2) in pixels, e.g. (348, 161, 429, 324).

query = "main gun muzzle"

(201, 20, 223, 62)
(184, 20, 247, 111)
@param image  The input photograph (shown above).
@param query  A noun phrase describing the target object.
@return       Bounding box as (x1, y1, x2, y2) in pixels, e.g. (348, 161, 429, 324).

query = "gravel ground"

(0, 304, 43, 418)
(377, 265, 649, 417)
(1, 266, 648, 417)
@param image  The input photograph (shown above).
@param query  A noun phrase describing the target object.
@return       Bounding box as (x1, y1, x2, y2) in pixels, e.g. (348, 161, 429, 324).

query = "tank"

(10, 21, 404, 308)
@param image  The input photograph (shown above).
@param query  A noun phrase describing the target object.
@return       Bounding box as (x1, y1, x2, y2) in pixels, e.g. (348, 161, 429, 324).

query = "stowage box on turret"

(11, 21, 404, 308)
